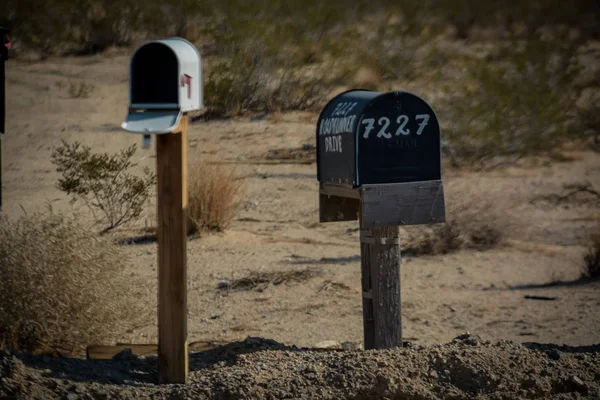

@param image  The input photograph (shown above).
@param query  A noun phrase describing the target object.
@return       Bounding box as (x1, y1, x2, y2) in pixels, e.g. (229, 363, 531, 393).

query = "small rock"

(520, 378, 538, 390)
(67, 394, 78, 400)
(570, 376, 588, 393)
(377, 361, 388, 368)
(548, 348, 562, 360)
(314, 340, 341, 349)
(246, 337, 261, 345)
(112, 348, 134, 361)
(341, 342, 358, 350)
(305, 364, 317, 373)
(452, 332, 480, 346)
(429, 370, 439, 379)
(217, 280, 231, 290)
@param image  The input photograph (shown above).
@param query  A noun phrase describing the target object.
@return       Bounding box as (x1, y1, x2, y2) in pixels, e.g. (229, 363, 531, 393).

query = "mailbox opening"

(131, 43, 179, 107)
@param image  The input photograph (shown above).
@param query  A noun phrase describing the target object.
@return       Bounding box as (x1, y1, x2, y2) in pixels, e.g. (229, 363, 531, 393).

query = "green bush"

(50, 141, 156, 233)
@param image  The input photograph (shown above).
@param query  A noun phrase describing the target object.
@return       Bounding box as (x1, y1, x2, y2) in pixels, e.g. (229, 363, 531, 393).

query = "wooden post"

(156, 114, 189, 384)
(360, 214, 402, 349)
(0, 134, 3, 212)
(1, 55, 5, 212)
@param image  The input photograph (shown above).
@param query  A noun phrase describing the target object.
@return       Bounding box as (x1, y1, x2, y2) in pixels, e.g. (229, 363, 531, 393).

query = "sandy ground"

(1, 50, 599, 398)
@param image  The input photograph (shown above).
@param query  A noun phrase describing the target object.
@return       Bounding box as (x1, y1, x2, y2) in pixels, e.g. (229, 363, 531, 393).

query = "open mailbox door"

(121, 37, 202, 135)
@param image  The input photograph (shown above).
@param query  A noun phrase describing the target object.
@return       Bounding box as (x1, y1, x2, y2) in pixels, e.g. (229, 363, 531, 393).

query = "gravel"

(1, 335, 599, 399)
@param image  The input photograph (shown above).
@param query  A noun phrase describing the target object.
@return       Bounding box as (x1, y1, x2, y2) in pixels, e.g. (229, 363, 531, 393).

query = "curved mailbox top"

(122, 37, 202, 134)
(316, 89, 441, 186)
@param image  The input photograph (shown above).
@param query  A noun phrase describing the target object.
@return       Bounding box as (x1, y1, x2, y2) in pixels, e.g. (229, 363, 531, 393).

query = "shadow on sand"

(11, 338, 303, 386)
(508, 276, 600, 291)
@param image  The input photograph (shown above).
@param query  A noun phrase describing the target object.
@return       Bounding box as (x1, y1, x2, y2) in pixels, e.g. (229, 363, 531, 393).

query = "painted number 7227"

(361, 114, 430, 139)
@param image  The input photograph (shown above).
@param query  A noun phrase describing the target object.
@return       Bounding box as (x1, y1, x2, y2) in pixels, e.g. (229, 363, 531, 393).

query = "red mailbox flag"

(181, 74, 192, 99)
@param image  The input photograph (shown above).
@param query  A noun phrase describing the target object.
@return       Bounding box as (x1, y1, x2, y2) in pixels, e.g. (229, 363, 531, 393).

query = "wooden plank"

(156, 114, 189, 384)
(360, 217, 402, 350)
(320, 182, 360, 199)
(86, 340, 228, 360)
(360, 180, 445, 228)
(87, 344, 159, 360)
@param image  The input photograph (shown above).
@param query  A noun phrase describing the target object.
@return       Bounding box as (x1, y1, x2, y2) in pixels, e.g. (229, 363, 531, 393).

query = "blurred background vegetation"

(2, 0, 599, 167)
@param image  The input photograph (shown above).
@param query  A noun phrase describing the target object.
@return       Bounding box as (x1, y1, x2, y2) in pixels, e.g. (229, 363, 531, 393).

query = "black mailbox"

(317, 89, 445, 227)
(317, 89, 441, 186)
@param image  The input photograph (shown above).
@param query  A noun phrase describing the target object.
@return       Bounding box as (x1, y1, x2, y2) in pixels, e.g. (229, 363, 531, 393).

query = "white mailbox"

(122, 37, 203, 135)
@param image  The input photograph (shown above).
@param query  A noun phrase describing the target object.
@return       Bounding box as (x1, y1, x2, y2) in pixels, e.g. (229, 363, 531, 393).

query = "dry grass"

(0, 208, 141, 356)
(226, 268, 323, 291)
(403, 185, 507, 256)
(581, 224, 600, 279)
(188, 162, 244, 234)
(54, 80, 96, 98)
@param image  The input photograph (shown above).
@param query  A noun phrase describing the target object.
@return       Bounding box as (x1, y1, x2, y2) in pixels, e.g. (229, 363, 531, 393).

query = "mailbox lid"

(121, 109, 182, 134)
(357, 91, 441, 185)
(316, 89, 379, 185)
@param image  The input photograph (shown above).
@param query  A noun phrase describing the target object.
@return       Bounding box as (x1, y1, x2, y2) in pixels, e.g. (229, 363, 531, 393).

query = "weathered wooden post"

(316, 89, 445, 349)
(0, 27, 11, 212)
(121, 37, 203, 383)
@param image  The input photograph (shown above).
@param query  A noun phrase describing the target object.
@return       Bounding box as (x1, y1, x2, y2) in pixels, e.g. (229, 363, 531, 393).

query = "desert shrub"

(349, 23, 426, 85)
(4, 0, 598, 58)
(0, 208, 140, 355)
(1, 0, 145, 57)
(394, 0, 600, 40)
(222, 268, 322, 292)
(188, 162, 243, 233)
(403, 185, 506, 256)
(203, 41, 329, 118)
(50, 141, 156, 233)
(581, 224, 600, 279)
(404, 216, 503, 256)
(68, 81, 95, 98)
(441, 39, 579, 167)
(54, 80, 95, 98)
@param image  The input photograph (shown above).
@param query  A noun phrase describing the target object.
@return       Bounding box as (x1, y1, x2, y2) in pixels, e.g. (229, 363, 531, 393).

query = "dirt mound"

(1, 335, 599, 399)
